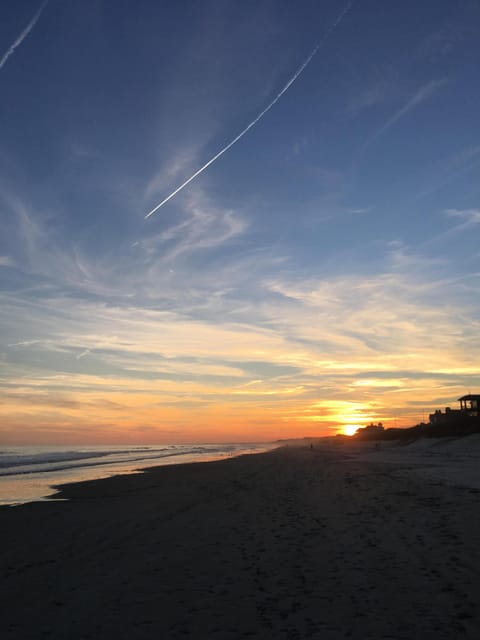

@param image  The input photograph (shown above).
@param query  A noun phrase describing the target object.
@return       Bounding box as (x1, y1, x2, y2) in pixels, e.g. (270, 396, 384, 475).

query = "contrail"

(145, 2, 353, 219)
(366, 78, 448, 148)
(0, 1, 49, 71)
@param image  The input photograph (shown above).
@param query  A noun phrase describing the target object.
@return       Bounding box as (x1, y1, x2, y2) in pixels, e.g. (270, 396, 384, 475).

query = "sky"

(1, 0, 479, 444)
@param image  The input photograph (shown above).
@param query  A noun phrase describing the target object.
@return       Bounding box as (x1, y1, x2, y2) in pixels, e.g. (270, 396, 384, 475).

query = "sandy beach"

(1, 440, 479, 639)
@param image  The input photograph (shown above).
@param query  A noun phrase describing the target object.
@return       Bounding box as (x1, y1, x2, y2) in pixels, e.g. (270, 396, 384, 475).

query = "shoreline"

(38, 433, 480, 500)
(0, 442, 275, 507)
(1, 442, 479, 638)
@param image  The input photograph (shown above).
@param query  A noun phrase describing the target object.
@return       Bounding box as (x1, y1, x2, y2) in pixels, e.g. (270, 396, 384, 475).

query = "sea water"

(0, 442, 275, 506)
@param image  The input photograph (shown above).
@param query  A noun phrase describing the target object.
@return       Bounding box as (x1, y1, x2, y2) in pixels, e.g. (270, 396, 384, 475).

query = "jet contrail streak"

(0, 1, 49, 71)
(145, 2, 353, 219)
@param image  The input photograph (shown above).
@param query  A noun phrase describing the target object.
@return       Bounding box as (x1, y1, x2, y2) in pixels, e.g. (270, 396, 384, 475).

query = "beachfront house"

(429, 394, 480, 425)
(458, 394, 480, 417)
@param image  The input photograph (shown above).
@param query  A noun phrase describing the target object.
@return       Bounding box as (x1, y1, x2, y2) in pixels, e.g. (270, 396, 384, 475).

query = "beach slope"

(1, 443, 479, 639)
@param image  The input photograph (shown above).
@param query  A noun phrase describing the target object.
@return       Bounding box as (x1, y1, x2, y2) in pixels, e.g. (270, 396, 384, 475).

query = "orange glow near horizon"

(1, 329, 478, 445)
(0, 377, 430, 445)
(0, 385, 472, 445)
(343, 424, 360, 436)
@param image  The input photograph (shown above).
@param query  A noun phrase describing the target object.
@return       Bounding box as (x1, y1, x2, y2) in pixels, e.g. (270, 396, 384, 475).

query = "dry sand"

(1, 440, 479, 639)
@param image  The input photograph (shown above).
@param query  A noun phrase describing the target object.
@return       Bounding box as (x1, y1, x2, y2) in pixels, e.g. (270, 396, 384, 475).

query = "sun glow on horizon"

(343, 424, 360, 436)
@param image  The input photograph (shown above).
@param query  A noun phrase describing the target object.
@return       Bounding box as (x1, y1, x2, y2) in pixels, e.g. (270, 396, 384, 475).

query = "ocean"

(0, 442, 275, 506)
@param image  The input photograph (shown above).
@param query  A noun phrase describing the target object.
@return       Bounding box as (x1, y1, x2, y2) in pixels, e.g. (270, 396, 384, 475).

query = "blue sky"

(1, 0, 479, 443)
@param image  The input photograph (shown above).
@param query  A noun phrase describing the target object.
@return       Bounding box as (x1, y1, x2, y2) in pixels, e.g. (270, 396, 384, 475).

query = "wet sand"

(1, 441, 479, 639)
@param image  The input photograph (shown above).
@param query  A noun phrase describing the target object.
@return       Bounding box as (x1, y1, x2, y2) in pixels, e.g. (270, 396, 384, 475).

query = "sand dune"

(341, 434, 480, 490)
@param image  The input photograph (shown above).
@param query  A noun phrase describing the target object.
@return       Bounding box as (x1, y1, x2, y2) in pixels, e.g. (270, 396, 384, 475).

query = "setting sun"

(343, 425, 359, 437)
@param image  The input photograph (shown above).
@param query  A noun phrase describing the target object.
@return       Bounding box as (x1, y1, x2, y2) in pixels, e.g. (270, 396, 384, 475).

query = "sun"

(343, 424, 359, 436)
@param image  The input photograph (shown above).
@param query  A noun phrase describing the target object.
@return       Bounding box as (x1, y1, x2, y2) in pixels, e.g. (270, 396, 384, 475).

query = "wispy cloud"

(413, 144, 480, 201)
(2, 232, 479, 442)
(0, 255, 15, 267)
(1, 189, 78, 285)
(346, 83, 390, 114)
(0, 1, 49, 71)
(140, 187, 247, 263)
(421, 208, 480, 250)
(0, 188, 122, 297)
(7, 339, 42, 348)
(445, 208, 480, 224)
(145, 146, 203, 202)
